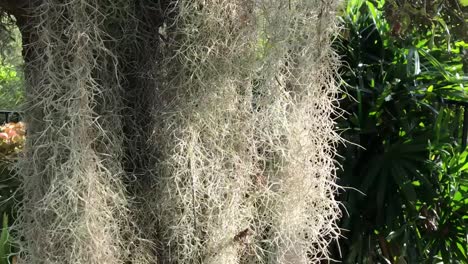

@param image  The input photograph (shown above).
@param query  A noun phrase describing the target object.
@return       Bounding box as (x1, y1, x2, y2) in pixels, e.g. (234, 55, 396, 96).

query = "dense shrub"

(332, 0, 468, 262)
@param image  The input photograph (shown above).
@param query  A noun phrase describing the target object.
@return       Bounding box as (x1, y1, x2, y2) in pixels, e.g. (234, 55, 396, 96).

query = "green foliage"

(0, 17, 24, 110)
(383, 0, 467, 42)
(333, 0, 468, 262)
(0, 214, 12, 264)
(0, 65, 23, 109)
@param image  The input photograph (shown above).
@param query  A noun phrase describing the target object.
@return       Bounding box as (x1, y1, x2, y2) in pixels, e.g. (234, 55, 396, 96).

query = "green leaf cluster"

(333, 0, 468, 262)
(0, 16, 24, 110)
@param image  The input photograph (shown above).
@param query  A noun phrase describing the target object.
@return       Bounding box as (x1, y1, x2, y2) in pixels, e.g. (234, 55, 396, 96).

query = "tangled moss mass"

(2, 0, 342, 263)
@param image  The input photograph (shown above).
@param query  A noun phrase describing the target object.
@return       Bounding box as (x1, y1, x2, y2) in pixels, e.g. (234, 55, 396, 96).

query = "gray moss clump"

(14, 0, 342, 263)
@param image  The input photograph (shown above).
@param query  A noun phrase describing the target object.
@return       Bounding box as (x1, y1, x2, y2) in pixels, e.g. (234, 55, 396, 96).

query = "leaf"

(391, 165, 417, 203)
(455, 240, 468, 260)
(407, 47, 420, 76)
(360, 156, 383, 193)
(436, 18, 451, 52)
(386, 227, 405, 241)
(0, 214, 10, 264)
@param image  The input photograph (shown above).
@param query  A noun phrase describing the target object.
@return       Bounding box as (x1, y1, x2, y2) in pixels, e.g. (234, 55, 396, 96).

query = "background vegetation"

(0, 16, 24, 110)
(0, 15, 23, 264)
(333, 0, 468, 263)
